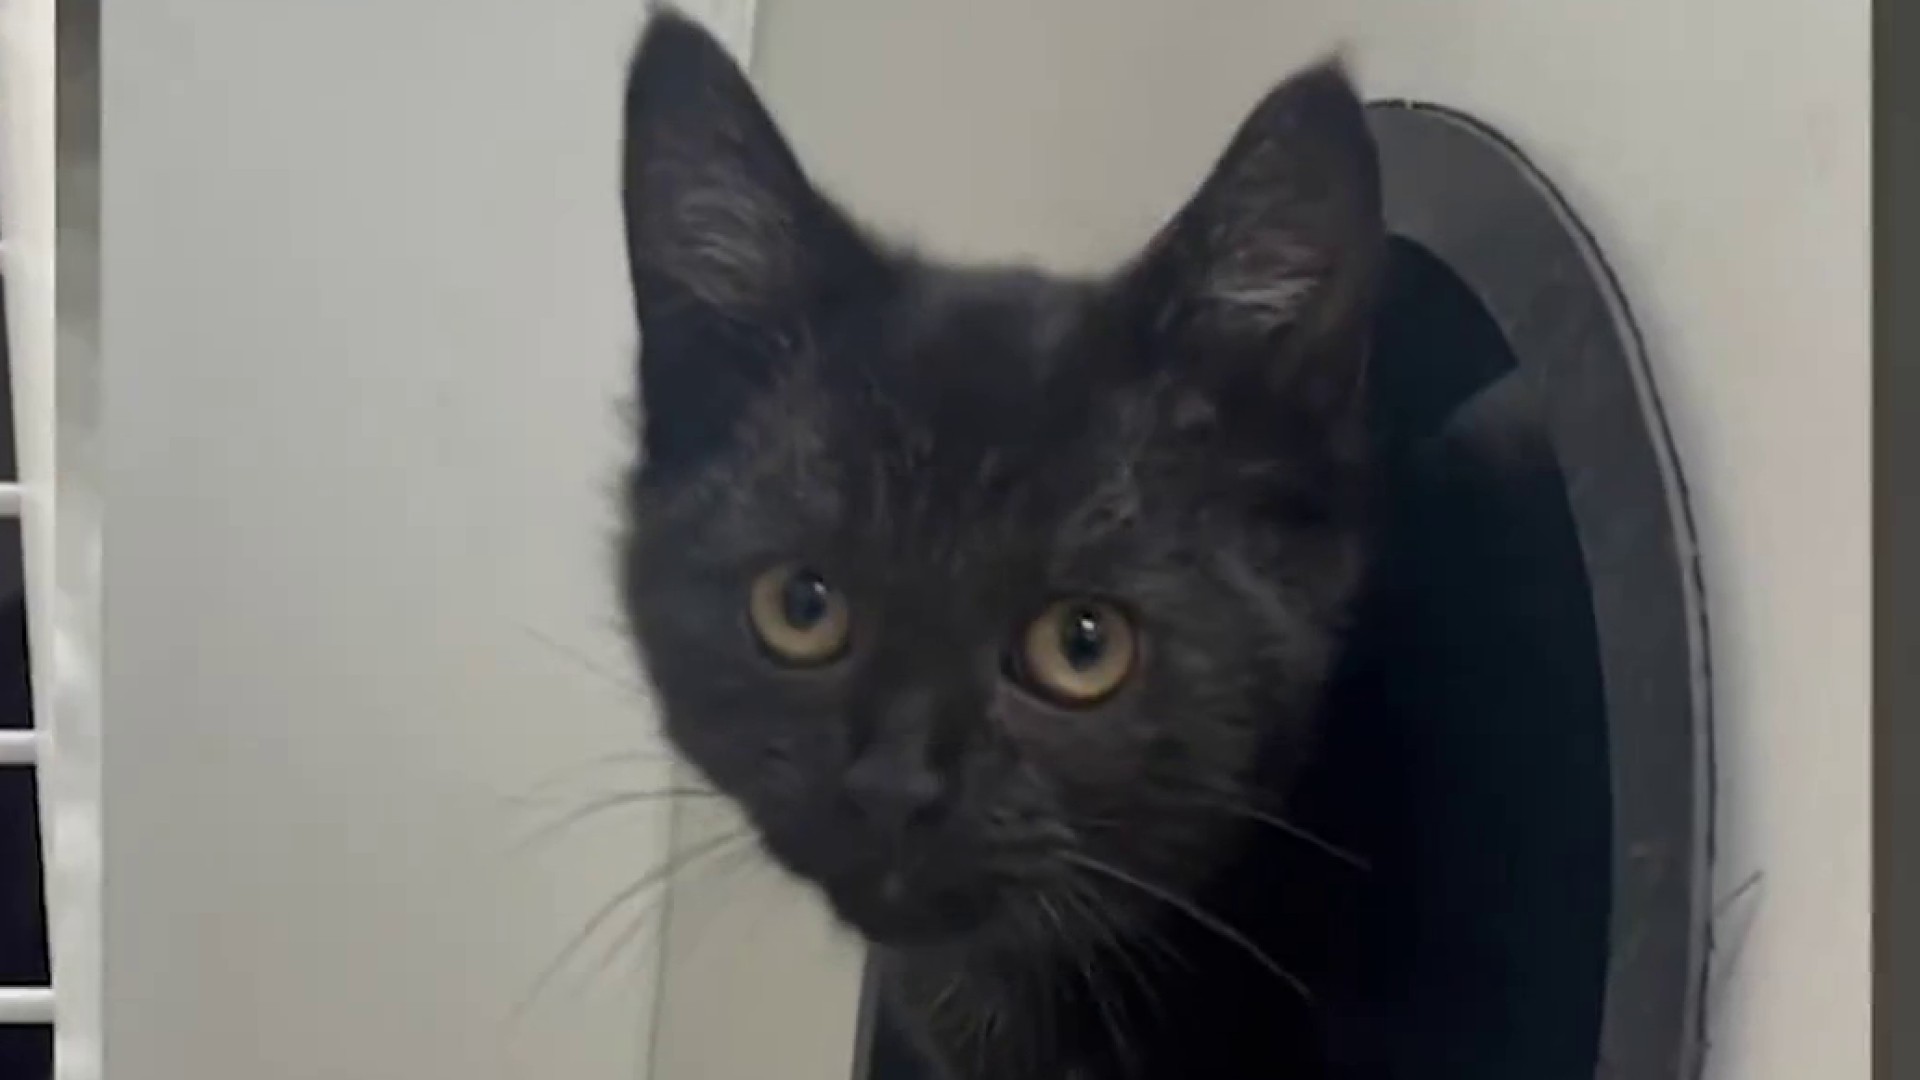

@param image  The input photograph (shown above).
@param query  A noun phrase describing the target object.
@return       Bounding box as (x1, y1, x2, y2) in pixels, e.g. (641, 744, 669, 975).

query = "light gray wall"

(657, 1, 1871, 1077)
(98, 4, 761, 1078)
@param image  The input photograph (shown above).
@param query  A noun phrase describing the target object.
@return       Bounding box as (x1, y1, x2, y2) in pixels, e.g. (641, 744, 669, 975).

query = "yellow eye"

(748, 564, 852, 665)
(1016, 599, 1138, 706)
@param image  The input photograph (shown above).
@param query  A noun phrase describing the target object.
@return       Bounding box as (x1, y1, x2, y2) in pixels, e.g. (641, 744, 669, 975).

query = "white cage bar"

(3, 1, 104, 1080)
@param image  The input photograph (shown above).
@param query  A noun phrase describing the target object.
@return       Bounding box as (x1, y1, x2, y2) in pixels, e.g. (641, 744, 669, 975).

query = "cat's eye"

(748, 564, 852, 665)
(1015, 599, 1138, 706)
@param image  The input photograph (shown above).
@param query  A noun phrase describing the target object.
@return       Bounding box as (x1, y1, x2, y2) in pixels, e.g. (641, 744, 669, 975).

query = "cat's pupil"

(1059, 608, 1107, 670)
(781, 572, 831, 629)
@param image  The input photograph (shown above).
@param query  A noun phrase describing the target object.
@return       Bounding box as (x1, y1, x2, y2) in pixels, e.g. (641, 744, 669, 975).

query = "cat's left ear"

(1122, 60, 1384, 415)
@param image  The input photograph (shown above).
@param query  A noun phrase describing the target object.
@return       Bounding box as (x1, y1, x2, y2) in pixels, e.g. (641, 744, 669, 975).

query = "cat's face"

(618, 13, 1383, 950)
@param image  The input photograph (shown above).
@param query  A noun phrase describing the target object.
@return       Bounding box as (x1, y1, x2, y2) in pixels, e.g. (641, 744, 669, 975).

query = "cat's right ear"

(621, 8, 877, 474)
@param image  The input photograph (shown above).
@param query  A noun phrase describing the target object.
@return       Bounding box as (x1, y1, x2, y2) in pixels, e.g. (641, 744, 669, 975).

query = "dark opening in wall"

(1352, 235, 1614, 1079)
(858, 103, 1710, 1080)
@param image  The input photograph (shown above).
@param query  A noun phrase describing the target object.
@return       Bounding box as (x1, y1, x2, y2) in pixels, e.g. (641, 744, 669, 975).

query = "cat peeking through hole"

(617, 10, 1387, 1078)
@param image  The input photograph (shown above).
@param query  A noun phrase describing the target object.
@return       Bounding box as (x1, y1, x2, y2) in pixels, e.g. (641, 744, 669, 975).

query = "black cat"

(616, 11, 1392, 1077)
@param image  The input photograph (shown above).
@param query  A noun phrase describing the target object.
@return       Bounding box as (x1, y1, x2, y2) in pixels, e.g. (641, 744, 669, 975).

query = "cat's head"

(618, 11, 1383, 950)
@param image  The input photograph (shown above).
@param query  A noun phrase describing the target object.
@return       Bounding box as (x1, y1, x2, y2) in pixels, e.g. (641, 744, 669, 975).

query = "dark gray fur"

(618, 11, 1385, 1078)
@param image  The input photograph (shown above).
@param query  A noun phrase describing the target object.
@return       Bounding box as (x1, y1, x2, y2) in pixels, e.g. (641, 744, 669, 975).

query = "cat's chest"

(871, 851, 1388, 1079)
(877, 937, 1338, 1080)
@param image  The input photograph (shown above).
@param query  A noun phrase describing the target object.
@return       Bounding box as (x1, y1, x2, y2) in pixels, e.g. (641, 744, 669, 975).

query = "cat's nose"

(843, 754, 951, 834)
(844, 684, 966, 833)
